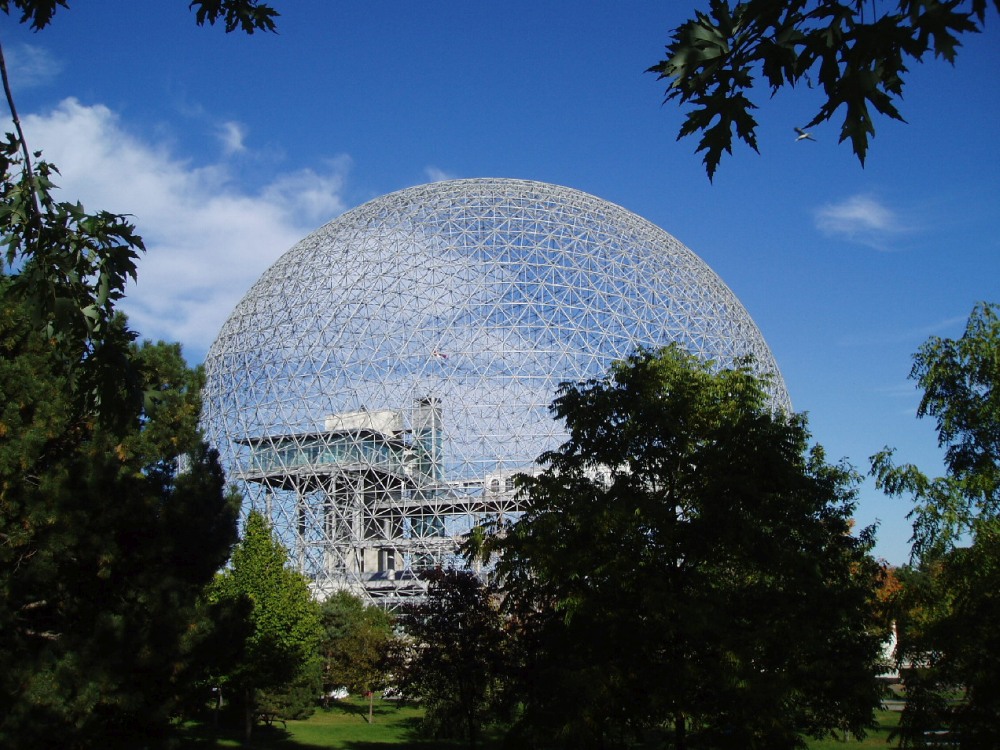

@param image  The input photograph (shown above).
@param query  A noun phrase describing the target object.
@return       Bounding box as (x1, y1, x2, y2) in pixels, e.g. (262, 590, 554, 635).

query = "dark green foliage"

(872, 302, 1000, 747)
(0, 102, 244, 743)
(257, 657, 323, 722)
(651, 1, 1000, 179)
(190, 0, 280, 34)
(873, 302, 1000, 560)
(0, 0, 67, 30)
(911, 301, 999, 534)
(397, 569, 513, 749)
(0, 0, 279, 423)
(0, 136, 145, 429)
(0, 4, 281, 746)
(486, 346, 886, 750)
(0, 285, 240, 749)
(177, 591, 254, 720)
(0, 0, 278, 33)
(891, 534, 1000, 749)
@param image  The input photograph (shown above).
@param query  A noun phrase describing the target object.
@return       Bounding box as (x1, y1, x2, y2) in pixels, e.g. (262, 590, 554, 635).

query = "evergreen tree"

(0, 283, 239, 748)
(0, 4, 280, 746)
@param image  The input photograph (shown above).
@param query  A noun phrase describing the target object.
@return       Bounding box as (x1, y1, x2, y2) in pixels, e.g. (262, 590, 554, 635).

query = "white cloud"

(22, 98, 351, 362)
(815, 194, 905, 249)
(261, 157, 352, 227)
(837, 314, 969, 348)
(218, 120, 247, 155)
(4, 43, 62, 88)
(424, 166, 458, 182)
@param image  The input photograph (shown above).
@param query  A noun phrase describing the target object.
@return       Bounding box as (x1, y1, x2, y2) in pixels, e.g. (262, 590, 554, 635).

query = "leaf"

(189, 0, 280, 34)
(653, 0, 997, 178)
(0, 0, 69, 30)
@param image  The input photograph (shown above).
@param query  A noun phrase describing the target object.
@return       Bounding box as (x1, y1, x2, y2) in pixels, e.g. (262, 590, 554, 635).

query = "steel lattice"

(202, 178, 790, 606)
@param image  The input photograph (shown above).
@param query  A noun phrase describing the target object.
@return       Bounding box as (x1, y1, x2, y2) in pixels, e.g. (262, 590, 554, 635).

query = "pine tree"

(0, 283, 239, 748)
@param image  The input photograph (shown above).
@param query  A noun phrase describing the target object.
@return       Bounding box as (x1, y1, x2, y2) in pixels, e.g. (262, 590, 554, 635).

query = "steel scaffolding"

(202, 178, 790, 606)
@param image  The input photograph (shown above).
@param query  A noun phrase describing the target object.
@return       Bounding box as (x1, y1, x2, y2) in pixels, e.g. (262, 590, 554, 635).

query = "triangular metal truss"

(202, 178, 790, 608)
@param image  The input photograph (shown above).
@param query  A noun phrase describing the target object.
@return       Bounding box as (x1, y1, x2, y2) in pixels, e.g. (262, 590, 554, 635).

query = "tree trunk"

(244, 687, 254, 741)
(368, 691, 374, 723)
(468, 705, 477, 750)
(674, 712, 686, 750)
(213, 687, 223, 728)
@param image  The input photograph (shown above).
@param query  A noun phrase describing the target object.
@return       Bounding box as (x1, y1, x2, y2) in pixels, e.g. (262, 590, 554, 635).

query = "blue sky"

(3, 2, 998, 564)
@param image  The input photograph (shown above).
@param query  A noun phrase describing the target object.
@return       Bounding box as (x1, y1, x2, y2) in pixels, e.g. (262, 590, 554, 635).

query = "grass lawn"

(805, 710, 900, 749)
(179, 697, 504, 749)
(181, 699, 899, 749)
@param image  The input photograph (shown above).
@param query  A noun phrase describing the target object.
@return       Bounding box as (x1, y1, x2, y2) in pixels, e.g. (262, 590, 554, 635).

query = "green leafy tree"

(210, 511, 322, 740)
(0, 284, 240, 748)
(650, 1, 999, 179)
(0, 4, 280, 745)
(872, 301, 1000, 747)
(0, 0, 279, 425)
(396, 569, 513, 749)
(884, 547, 1000, 749)
(484, 346, 886, 750)
(873, 302, 999, 560)
(318, 590, 395, 722)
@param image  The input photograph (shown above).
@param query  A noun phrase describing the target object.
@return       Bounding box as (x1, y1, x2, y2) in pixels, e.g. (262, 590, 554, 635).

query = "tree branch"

(0, 36, 42, 223)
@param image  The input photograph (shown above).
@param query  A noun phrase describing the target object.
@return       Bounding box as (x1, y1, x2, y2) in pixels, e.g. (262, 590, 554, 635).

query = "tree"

(0, 0, 280, 426)
(0, 283, 240, 748)
(650, 1, 999, 179)
(318, 591, 395, 722)
(873, 302, 999, 559)
(255, 658, 323, 723)
(210, 511, 322, 740)
(883, 547, 1000, 748)
(2, 1, 279, 33)
(0, 5, 280, 745)
(396, 569, 513, 749)
(872, 301, 1000, 747)
(484, 346, 886, 750)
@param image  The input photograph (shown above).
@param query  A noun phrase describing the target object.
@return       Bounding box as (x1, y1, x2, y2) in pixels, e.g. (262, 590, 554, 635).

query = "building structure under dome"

(201, 178, 790, 607)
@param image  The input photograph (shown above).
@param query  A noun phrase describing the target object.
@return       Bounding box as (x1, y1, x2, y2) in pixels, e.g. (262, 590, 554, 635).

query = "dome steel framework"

(202, 178, 789, 606)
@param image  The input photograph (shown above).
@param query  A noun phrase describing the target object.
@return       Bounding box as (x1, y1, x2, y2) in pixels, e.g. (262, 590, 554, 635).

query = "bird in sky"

(794, 127, 816, 142)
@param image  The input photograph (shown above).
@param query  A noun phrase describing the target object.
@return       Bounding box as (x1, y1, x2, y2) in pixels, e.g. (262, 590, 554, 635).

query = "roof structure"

(201, 178, 789, 605)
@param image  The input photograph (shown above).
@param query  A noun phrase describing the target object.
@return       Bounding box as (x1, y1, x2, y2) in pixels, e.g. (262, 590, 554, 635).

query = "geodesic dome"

(202, 178, 789, 605)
